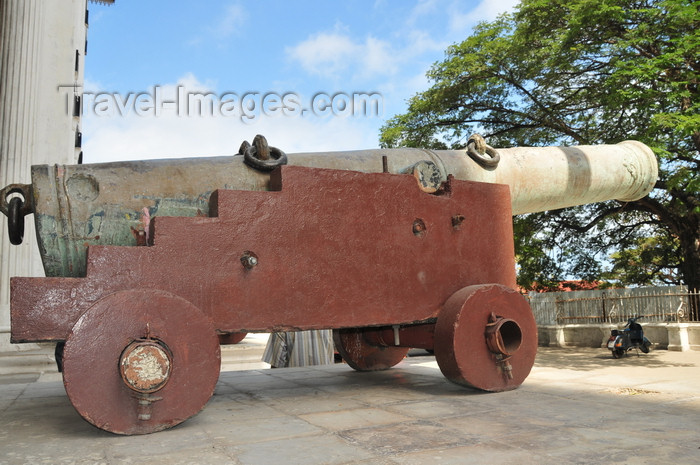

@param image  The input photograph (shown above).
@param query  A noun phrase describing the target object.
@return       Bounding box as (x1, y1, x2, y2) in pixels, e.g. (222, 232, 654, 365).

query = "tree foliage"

(380, 0, 699, 292)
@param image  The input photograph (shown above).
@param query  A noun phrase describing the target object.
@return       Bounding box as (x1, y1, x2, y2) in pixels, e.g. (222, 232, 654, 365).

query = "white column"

(0, 0, 44, 353)
(0, 0, 87, 354)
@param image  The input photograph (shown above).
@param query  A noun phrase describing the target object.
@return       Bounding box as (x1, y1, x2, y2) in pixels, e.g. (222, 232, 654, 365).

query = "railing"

(528, 286, 699, 325)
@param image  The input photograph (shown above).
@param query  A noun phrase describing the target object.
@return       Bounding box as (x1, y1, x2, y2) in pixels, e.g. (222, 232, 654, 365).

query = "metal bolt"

(451, 214, 465, 230)
(135, 393, 163, 421)
(138, 398, 152, 421)
(241, 252, 258, 269)
(412, 219, 427, 237)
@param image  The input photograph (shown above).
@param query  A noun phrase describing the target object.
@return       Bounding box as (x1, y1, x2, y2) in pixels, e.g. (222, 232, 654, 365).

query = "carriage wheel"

(62, 289, 221, 435)
(333, 328, 409, 371)
(434, 284, 537, 392)
(218, 332, 248, 344)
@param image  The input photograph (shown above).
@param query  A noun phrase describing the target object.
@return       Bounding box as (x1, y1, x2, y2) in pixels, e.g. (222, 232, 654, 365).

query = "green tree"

(380, 0, 699, 297)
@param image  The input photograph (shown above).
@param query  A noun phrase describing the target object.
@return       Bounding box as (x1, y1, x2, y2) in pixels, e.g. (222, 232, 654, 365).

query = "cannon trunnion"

(11, 165, 537, 434)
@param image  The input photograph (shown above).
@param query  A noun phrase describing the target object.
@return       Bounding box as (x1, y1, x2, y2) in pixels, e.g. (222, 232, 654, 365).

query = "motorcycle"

(607, 316, 652, 358)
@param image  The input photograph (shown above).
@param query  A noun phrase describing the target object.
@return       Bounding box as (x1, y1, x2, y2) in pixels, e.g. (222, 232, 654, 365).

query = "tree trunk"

(678, 224, 700, 321)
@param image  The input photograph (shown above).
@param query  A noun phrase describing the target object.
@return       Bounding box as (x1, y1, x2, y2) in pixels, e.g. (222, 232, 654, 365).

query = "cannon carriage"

(1, 136, 657, 434)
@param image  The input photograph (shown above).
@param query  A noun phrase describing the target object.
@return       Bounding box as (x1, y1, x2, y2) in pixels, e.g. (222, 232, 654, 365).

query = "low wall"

(538, 323, 700, 351)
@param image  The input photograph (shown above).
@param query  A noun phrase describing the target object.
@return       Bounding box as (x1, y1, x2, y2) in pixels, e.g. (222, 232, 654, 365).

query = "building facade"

(0, 0, 112, 361)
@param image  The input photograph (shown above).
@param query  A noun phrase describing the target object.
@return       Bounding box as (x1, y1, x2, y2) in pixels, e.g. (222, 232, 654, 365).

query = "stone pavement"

(1, 340, 699, 464)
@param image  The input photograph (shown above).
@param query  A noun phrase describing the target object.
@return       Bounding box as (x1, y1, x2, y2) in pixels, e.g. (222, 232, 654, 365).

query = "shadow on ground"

(533, 347, 694, 371)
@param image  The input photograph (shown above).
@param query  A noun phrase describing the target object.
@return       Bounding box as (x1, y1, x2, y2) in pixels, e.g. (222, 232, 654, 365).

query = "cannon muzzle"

(2, 138, 657, 277)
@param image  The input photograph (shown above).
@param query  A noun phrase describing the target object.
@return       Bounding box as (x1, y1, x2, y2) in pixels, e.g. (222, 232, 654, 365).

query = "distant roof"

(524, 280, 605, 293)
(89, 0, 115, 4)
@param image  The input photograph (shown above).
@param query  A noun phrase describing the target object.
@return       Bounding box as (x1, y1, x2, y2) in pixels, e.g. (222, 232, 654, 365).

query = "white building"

(0, 0, 113, 369)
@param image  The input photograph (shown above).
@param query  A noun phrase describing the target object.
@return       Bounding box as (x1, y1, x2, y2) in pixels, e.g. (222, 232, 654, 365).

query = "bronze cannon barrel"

(6, 140, 657, 277)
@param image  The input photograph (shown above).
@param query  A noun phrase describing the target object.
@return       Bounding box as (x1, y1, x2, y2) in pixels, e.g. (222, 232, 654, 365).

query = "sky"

(82, 0, 521, 163)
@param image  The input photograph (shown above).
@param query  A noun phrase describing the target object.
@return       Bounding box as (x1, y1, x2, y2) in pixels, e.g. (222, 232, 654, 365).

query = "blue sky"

(82, 0, 520, 163)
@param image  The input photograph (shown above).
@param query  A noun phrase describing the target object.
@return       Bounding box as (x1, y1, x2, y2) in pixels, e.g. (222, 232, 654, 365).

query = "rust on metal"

(412, 218, 427, 237)
(333, 328, 409, 371)
(62, 289, 220, 435)
(129, 227, 148, 246)
(0, 135, 663, 436)
(484, 312, 522, 356)
(484, 312, 522, 381)
(119, 340, 172, 394)
(434, 284, 537, 392)
(217, 332, 247, 344)
(11, 166, 517, 343)
(411, 160, 442, 193)
(451, 214, 465, 230)
(360, 323, 436, 349)
(11, 164, 533, 434)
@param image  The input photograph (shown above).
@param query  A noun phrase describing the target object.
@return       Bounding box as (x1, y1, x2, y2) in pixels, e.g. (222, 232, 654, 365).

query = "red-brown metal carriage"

(2, 136, 657, 434)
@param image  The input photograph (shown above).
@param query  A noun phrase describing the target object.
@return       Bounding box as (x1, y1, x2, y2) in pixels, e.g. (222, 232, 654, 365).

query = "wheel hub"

(120, 340, 172, 393)
(485, 313, 522, 356)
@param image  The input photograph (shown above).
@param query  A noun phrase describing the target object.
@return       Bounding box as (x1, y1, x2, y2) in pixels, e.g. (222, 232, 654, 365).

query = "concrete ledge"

(538, 324, 612, 349)
(0, 343, 57, 376)
(538, 322, 700, 351)
(0, 334, 271, 376)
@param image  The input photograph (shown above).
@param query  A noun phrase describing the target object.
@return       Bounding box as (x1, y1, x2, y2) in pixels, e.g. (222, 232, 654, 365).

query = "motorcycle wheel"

(612, 349, 625, 359)
(640, 344, 650, 354)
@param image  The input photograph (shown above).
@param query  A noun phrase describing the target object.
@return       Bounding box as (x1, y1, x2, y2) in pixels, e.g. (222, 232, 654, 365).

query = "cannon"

(1, 135, 657, 434)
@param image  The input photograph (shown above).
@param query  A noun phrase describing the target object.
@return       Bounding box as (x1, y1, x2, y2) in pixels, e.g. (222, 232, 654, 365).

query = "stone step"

(0, 334, 272, 377)
(220, 333, 270, 372)
(0, 348, 57, 376)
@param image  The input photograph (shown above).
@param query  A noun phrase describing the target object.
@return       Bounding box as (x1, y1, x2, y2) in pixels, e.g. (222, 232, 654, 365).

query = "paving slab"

(1, 347, 699, 465)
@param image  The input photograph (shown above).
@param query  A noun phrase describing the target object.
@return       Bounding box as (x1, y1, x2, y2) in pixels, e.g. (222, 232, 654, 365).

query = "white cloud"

(176, 72, 217, 93)
(187, 2, 248, 46)
(81, 2, 525, 164)
(285, 27, 402, 81)
(448, 0, 520, 35)
(362, 37, 399, 77)
(213, 2, 248, 39)
(83, 114, 382, 163)
(83, 76, 103, 94)
(81, 74, 383, 163)
(405, 0, 441, 27)
(403, 70, 433, 99)
(286, 32, 360, 78)
(403, 29, 448, 57)
(287, 1, 509, 84)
